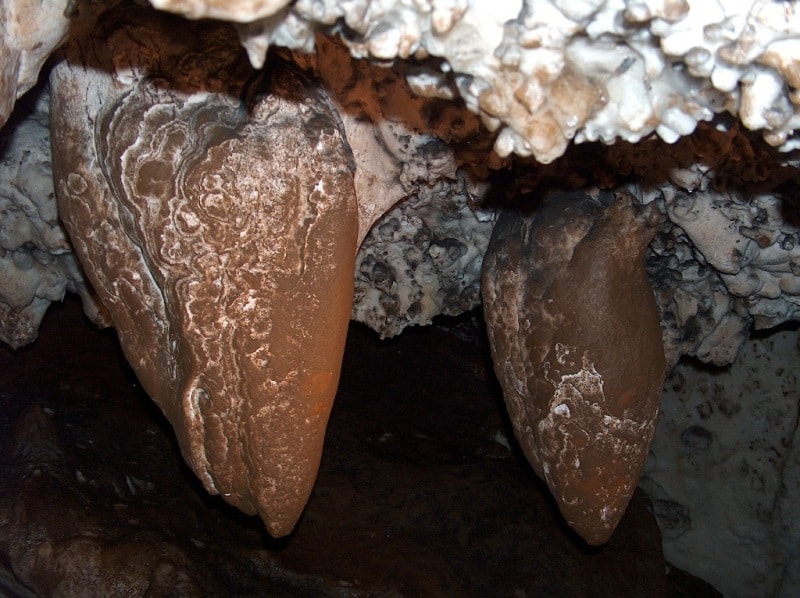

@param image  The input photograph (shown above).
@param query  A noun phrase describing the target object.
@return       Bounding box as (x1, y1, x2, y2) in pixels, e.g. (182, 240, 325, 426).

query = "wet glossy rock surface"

(0, 298, 717, 596)
(482, 190, 666, 545)
(51, 6, 359, 535)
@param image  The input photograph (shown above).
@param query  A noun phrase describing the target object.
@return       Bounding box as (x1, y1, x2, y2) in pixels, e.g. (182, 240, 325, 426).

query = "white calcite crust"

(150, 0, 292, 22)
(2, 1, 800, 165)
(0, 85, 107, 348)
(665, 190, 800, 328)
(352, 173, 493, 336)
(0, 0, 74, 128)
(150, 0, 800, 163)
(641, 327, 800, 598)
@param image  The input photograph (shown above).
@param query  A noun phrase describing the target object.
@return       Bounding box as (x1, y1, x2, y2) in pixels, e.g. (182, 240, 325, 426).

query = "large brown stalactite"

(482, 190, 667, 545)
(49, 7, 358, 537)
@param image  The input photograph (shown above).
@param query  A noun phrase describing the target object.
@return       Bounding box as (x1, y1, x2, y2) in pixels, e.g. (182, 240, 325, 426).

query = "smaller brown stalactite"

(482, 189, 667, 545)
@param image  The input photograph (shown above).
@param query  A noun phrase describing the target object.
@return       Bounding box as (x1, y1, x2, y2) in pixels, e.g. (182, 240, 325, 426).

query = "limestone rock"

(352, 174, 494, 337)
(309, 35, 488, 247)
(0, 0, 73, 128)
(49, 6, 358, 536)
(482, 190, 666, 545)
(641, 327, 800, 597)
(0, 82, 108, 349)
(162, 0, 800, 161)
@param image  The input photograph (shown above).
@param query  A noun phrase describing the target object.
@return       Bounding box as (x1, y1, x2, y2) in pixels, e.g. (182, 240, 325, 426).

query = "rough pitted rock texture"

(664, 189, 800, 326)
(482, 190, 667, 545)
(643, 177, 800, 369)
(352, 173, 494, 337)
(0, 84, 107, 349)
(49, 6, 358, 537)
(641, 326, 800, 598)
(0, 297, 723, 597)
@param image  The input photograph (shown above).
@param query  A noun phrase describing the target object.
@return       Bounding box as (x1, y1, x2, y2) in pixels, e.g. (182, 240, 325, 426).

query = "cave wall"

(644, 326, 800, 597)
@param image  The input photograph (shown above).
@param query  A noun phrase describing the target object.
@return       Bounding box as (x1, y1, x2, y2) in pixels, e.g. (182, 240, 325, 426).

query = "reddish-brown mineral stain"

(482, 190, 666, 545)
(50, 6, 358, 537)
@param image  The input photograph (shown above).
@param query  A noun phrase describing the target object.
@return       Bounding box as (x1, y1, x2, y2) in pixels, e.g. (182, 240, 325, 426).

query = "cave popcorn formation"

(1, 0, 800, 594)
(148, 0, 800, 160)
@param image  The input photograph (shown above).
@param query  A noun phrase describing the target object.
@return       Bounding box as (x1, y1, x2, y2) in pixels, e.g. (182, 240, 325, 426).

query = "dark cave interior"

(0, 296, 720, 596)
